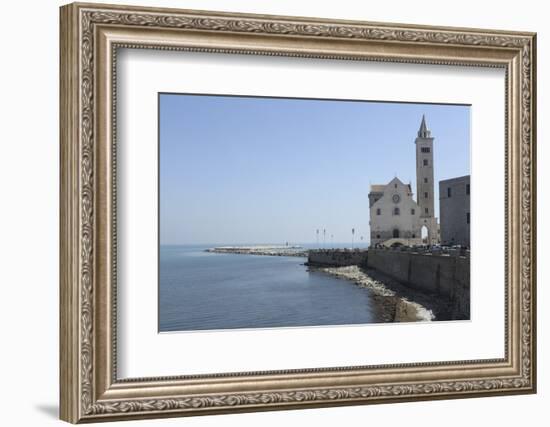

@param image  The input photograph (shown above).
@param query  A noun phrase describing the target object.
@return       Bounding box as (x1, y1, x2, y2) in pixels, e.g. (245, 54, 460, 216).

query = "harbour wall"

(307, 248, 470, 319)
(307, 249, 368, 267)
(367, 249, 470, 319)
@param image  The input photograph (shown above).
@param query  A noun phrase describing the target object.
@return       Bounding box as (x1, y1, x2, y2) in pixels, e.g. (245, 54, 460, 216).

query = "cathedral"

(369, 115, 439, 247)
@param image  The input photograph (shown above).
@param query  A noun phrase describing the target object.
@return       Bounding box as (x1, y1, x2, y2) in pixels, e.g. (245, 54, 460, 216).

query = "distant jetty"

(205, 245, 308, 257)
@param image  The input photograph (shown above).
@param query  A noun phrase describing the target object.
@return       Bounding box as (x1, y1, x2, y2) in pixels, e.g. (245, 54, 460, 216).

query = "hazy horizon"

(159, 94, 470, 245)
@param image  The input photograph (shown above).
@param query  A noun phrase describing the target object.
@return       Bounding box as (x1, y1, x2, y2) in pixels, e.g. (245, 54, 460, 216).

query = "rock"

(311, 265, 434, 323)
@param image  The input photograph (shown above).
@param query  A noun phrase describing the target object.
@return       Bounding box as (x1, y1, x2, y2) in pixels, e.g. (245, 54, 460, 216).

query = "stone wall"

(307, 249, 368, 267)
(367, 249, 470, 319)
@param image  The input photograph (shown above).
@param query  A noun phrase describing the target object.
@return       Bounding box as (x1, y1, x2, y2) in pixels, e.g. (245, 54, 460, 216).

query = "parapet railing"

(309, 246, 469, 258)
(372, 245, 470, 258)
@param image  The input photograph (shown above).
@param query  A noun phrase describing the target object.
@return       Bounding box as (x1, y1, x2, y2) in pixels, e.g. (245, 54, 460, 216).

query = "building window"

(411, 208, 415, 215)
(421, 147, 430, 153)
(393, 207, 400, 215)
(394, 183, 397, 188)
(467, 212, 470, 224)
(376, 208, 381, 215)
(376, 234, 380, 239)
(412, 234, 416, 238)
(393, 229, 400, 238)
(447, 187, 452, 197)
(424, 178, 428, 183)
(424, 192, 428, 198)
(466, 184, 470, 195)
(425, 208, 429, 214)
(423, 159, 428, 166)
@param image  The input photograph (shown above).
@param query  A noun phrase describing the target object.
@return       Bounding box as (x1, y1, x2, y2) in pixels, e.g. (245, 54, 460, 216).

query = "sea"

(159, 243, 383, 332)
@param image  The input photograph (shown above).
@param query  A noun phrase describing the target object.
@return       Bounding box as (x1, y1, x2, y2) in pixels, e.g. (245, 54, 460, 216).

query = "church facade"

(369, 116, 439, 247)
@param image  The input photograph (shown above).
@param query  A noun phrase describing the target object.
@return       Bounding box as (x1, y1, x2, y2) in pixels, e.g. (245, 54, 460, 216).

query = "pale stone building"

(368, 177, 423, 245)
(439, 175, 470, 247)
(369, 116, 439, 247)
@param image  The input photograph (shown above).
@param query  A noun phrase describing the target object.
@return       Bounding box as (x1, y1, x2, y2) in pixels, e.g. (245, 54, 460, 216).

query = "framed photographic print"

(60, 2, 537, 423)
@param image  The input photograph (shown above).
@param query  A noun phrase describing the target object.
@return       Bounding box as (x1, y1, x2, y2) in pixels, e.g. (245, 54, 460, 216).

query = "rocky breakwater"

(206, 245, 308, 257)
(309, 265, 438, 322)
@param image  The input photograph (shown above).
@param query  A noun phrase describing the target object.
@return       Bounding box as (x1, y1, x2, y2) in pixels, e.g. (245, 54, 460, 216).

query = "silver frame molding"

(60, 2, 537, 423)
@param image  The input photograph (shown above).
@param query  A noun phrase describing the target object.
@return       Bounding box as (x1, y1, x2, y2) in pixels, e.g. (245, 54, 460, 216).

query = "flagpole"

(316, 229, 319, 248)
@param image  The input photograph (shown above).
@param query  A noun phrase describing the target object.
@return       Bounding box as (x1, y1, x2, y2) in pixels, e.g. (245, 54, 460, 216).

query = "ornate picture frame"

(60, 2, 536, 423)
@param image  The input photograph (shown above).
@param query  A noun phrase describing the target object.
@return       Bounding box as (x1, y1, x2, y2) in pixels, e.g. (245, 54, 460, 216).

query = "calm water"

(159, 244, 382, 332)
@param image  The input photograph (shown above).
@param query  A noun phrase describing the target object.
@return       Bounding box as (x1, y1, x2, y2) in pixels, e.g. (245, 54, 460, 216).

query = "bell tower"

(415, 115, 437, 243)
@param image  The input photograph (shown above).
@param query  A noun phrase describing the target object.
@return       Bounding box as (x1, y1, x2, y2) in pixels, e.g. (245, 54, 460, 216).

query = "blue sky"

(159, 93, 470, 245)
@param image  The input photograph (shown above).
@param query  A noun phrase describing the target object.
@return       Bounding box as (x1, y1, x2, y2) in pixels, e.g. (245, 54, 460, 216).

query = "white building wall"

(369, 178, 423, 246)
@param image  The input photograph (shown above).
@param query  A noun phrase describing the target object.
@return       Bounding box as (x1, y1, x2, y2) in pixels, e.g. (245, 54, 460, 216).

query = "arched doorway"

(421, 225, 428, 243)
(393, 228, 400, 238)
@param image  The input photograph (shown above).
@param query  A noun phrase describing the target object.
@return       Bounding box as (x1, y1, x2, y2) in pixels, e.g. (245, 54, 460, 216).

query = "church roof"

(369, 179, 412, 195)
(370, 184, 385, 193)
